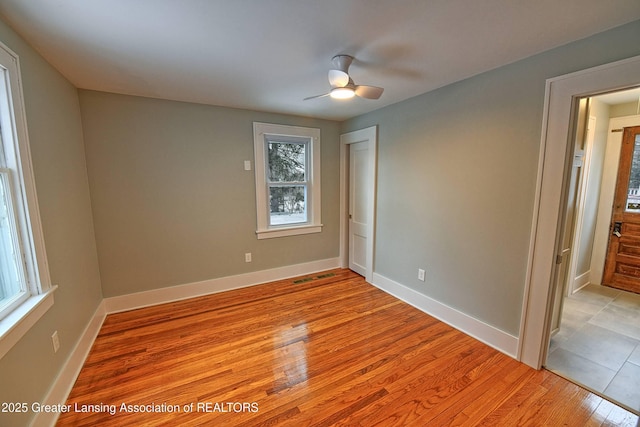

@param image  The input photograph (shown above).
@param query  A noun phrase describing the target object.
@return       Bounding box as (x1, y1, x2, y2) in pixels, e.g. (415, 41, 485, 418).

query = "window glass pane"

(268, 141, 306, 183)
(0, 172, 25, 310)
(269, 186, 307, 225)
(627, 135, 640, 212)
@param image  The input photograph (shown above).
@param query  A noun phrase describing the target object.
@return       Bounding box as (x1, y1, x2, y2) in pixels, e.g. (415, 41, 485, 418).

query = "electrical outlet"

(51, 331, 60, 353)
(418, 268, 426, 282)
(245, 252, 252, 263)
(244, 160, 251, 171)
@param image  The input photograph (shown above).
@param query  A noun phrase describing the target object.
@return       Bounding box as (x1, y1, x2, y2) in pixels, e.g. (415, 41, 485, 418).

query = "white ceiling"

(1, 1, 640, 121)
(595, 87, 640, 106)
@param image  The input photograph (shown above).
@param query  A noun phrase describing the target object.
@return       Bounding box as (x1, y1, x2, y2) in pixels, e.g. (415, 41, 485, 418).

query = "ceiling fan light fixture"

(304, 55, 383, 102)
(330, 87, 355, 99)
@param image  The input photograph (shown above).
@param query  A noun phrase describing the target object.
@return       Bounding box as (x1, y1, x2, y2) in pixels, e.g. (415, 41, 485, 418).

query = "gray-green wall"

(0, 20, 102, 427)
(1, 11, 640, 426)
(342, 20, 640, 336)
(79, 91, 341, 297)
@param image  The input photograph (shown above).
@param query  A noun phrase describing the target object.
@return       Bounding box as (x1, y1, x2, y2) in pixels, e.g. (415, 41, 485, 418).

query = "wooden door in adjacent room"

(603, 125, 640, 294)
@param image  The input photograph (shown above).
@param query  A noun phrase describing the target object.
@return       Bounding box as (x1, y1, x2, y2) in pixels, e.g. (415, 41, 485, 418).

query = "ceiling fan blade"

(328, 69, 349, 87)
(303, 92, 331, 101)
(355, 85, 384, 100)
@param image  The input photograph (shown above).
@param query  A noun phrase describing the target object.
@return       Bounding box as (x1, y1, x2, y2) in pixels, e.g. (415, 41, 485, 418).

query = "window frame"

(0, 41, 55, 359)
(253, 122, 322, 239)
(266, 136, 309, 227)
(0, 168, 30, 315)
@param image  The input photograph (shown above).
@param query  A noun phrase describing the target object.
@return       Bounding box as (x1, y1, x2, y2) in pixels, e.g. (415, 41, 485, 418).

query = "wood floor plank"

(57, 269, 639, 426)
(410, 354, 524, 426)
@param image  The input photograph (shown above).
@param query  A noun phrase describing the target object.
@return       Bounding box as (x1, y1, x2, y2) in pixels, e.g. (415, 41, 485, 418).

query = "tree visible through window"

(253, 123, 322, 239)
(268, 140, 307, 225)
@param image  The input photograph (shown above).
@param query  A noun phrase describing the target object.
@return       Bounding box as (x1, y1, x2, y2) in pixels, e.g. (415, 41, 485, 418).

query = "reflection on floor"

(547, 283, 640, 414)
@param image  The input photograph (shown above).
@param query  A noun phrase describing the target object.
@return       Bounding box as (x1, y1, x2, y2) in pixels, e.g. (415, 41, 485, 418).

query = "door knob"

(613, 221, 622, 237)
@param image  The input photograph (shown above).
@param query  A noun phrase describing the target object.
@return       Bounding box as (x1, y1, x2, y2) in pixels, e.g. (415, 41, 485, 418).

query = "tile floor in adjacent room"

(547, 283, 640, 414)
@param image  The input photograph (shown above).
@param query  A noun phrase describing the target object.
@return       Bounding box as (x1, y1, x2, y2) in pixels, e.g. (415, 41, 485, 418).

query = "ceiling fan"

(304, 55, 384, 101)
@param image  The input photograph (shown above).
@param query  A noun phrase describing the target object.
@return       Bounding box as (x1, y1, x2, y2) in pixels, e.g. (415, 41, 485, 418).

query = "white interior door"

(340, 126, 377, 282)
(349, 141, 369, 276)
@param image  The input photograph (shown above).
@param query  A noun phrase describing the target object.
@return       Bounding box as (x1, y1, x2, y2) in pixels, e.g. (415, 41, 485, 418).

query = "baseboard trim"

(32, 262, 519, 426)
(572, 270, 590, 293)
(371, 272, 519, 358)
(30, 301, 107, 427)
(30, 258, 341, 426)
(104, 257, 341, 314)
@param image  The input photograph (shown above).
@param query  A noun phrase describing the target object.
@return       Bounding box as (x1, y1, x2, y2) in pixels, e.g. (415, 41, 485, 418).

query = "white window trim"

(0, 168, 30, 314)
(253, 122, 322, 239)
(0, 41, 55, 359)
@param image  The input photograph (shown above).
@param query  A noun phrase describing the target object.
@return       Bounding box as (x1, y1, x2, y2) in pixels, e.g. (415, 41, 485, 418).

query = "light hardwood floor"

(58, 269, 639, 426)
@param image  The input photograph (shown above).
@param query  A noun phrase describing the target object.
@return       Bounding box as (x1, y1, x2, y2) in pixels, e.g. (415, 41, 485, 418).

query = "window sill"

(256, 224, 323, 240)
(0, 286, 57, 359)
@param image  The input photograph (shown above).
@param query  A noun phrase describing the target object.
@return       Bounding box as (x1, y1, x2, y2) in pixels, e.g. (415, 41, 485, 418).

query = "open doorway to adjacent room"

(545, 87, 640, 414)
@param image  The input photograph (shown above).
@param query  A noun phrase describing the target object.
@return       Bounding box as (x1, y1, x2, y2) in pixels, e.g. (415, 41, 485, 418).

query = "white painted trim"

(572, 270, 591, 293)
(567, 115, 596, 296)
(0, 42, 52, 296)
(517, 79, 553, 363)
(372, 273, 518, 358)
(30, 301, 106, 427)
(0, 286, 56, 359)
(256, 224, 322, 240)
(0, 42, 55, 358)
(105, 257, 340, 313)
(339, 126, 377, 283)
(520, 54, 640, 369)
(253, 122, 322, 239)
(29, 258, 340, 426)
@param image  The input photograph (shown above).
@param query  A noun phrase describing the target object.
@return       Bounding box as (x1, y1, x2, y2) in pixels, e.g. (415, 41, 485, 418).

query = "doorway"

(544, 89, 640, 414)
(339, 126, 378, 282)
(520, 54, 640, 370)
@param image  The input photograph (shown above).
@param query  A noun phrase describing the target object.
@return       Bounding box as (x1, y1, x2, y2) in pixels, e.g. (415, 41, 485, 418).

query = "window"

(0, 42, 54, 358)
(0, 166, 28, 315)
(253, 123, 321, 239)
(625, 133, 640, 211)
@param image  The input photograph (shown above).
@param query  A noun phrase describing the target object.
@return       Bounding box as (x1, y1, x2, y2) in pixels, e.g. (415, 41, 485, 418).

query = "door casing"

(520, 54, 640, 369)
(339, 126, 378, 283)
